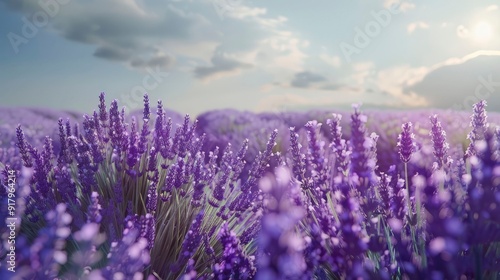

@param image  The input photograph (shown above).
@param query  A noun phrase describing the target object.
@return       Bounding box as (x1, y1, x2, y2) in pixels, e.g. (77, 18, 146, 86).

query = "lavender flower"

(85, 192, 101, 223)
(429, 115, 450, 169)
(102, 225, 151, 279)
(256, 167, 305, 279)
(215, 223, 256, 280)
(57, 118, 69, 164)
(127, 116, 139, 169)
(23, 204, 72, 279)
(466, 100, 488, 157)
(398, 122, 416, 163)
(98, 92, 108, 125)
(143, 93, 151, 121)
(289, 127, 306, 184)
(16, 125, 33, 167)
(349, 104, 376, 183)
(305, 120, 328, 187)
(108, 99, 127, 153)
(173, 210, 205, 273)
(327, 113, 350, 174)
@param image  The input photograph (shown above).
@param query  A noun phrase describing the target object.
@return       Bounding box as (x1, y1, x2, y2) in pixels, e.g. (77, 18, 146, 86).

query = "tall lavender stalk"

(429, 115, 450, 170)
(466, 100, 488, 157)
(397, 122, 417, 245)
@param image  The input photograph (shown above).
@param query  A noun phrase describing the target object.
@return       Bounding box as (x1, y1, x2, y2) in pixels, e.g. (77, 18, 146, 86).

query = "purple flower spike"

(146, 181, 157, 214)
(257, 167, 305, 279)
(429, 115, 450, 168)
(397, 122, 416, 163)
(289, 127, 306, 183)
(305, 120, 327, 186)
(65, 118, 72, 137)
(328, 114, 350, 174)
(181, 259, 197, 280)
(42, 136, 54, 172)
(87, 191, 102, 224)
(328, 113, 343, 149)
(215, 223, 256, 280)
(98, 92, 108, 126)
(28, 204, 72, 279)
(173, 211, 204, 273)
(138, 118, 150, 155)
(108, 100, 126, 153)
(127, 117, 139, 168)
(349, 104, 376, 184)
(16, 125, 33, 167)
(143, 93, 151, 121)
(466, 100, 488, 157)
(57, 118, 69, 164)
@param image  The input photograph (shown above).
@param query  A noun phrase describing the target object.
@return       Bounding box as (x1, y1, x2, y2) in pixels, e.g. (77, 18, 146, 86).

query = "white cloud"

(193, 52, 252, 81)
(407, 21, 430, 34)
(319, 53, 342, 68)
(2, 0, 308, 82)
(375, 65, 429, 107)
(486, 5, 498, 12)
(383, 0, 416, 13)
(456, 25, 470, 38)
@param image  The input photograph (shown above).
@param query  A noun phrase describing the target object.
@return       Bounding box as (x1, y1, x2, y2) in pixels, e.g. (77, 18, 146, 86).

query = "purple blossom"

(57, 118, 69, 164)
(108, 100, 127, 153)
(466, 100, 488, 157)
(349, 104, 376, 184)
(21, 204, 72, 279)
(327, 113, 350, 174)
(143, 93, 151, 121)
(146, 181, 157, 214)
(16, 125, 33, 167)
(289, 127, 306, 184)
(174, 210, 205, 273)
(215, 223, 256, 280)
(98, 92, 108, 125)
(87, 191, 102, 223)
(305, 120, 328, 187)
(429, 114, 450, 169)
(257, 167, 305, 279)
(102, 224, 151, 279)
(53, 164, 78, 205)
(398, 122, 416, 163)
(127, 116, 139, 169)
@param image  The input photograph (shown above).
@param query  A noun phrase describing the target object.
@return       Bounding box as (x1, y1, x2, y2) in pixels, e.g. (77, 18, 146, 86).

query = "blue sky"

(1, 0, 500, 115)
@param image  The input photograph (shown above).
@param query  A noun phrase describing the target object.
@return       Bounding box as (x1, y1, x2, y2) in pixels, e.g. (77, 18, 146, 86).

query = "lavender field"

(0, 93, 499, 279)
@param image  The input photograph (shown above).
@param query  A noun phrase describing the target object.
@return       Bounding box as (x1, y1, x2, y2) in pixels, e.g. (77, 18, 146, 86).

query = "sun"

(473, 21, 493, 42)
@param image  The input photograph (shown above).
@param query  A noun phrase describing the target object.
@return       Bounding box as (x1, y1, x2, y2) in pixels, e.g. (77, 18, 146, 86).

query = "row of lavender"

(0, 93, 499, 279)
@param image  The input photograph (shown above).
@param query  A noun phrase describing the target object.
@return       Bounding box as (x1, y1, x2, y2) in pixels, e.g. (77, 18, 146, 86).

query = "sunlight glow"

(473, 21, 493, 42)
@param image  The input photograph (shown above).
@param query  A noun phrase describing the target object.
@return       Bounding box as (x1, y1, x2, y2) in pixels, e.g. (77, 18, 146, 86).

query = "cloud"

(319, 53, 342, 68)
(2, 0, 310, 84)
(93, 46, 132, 61)
(1, 0, 215, 71)
(383, 0, 416, 13)
(486, 5, 498, 12)
(290, 71, 326, 88)
(405, 51, 500, 111)
(130, 54, 175, 70)
(407, 21, 429, 34)
(194, 52, 252, 80)
(373, 65, 429, 107)
(456, 25, 470, 38)
(281, 70, 346, 92)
